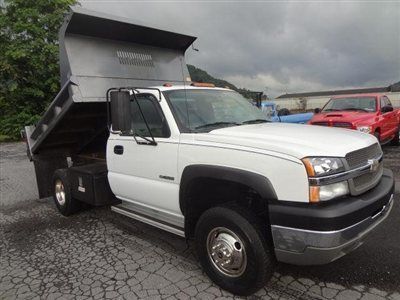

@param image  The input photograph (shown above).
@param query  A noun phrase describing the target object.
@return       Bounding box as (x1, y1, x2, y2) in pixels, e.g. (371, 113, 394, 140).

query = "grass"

(0, 135, 18, 143)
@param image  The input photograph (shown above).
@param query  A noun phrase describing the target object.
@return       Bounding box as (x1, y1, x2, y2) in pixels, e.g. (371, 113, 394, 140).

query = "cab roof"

(331, 93, 385, 99)
(149, 85, 232, 92)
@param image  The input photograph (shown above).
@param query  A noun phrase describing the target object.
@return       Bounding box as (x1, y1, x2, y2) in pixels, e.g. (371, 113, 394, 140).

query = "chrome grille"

(352, 163, 383, 193)
(345, 143, 383, 195)
(346, 143, 382, 169)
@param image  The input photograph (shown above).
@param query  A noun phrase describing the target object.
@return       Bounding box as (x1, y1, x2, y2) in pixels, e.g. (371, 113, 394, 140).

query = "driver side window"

(380, 96, 392, 112)
(128, 95, 170, 138)
(383, 96, 392, 107)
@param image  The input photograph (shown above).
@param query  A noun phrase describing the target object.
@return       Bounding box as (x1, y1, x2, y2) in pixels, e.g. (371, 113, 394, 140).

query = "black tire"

(278, 108, 290, 116)
(390, 127, 399, 146)
(195, 206, 274, 296)
(53, 169, 81, 216)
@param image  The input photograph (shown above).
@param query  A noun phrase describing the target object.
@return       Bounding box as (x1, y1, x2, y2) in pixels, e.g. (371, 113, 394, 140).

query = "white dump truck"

(24, 8, 395, 295)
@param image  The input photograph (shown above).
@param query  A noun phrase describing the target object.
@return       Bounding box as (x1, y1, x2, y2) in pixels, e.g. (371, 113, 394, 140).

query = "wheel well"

(182, 177, 270, 238)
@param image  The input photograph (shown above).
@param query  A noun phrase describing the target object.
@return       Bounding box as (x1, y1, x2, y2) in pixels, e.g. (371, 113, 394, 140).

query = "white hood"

(194, 123, 378, 159)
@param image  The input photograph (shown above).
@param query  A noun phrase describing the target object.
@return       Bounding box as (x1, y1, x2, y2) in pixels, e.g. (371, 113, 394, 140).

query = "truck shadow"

(101, 206, 198, 263)
(104, 191, 400, 293)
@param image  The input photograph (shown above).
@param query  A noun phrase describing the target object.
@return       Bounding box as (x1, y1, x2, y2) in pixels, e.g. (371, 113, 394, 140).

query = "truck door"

(107, 93, 181, 216)
(380, 96, 397, 139)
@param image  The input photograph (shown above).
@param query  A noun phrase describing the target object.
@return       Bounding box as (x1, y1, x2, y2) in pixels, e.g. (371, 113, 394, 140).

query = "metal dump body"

(26, 7, 196, 156)
(25, 7, 196, 198)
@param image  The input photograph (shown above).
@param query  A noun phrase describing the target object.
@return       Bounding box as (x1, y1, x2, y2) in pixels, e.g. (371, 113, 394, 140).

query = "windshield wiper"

(342, 108, 369, 112)
(242, 119, 270, 124)
(323, 109, 341, 112)
(195, 121, 239, 130)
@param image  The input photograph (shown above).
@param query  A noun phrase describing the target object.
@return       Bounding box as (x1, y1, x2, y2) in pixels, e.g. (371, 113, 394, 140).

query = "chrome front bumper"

(272, 194, 394, 265)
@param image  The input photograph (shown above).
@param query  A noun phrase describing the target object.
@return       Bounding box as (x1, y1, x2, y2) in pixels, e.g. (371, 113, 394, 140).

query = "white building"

(275, 82, 400, 111)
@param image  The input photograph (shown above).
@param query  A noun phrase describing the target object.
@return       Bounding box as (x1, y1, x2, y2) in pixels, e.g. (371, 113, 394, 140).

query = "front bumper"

(269, 168, 395, 265)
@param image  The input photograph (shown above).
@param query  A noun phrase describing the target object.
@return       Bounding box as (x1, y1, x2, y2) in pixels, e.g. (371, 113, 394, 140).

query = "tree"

(296, 97, 307, 111)
(0, 0, 77, 141)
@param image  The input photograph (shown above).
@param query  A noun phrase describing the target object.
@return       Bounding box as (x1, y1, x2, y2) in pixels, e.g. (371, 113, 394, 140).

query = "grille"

(352, 163, 383, 193)
(117, 50, 154, 67)
(345, 143, 382, 169)
(346, 143, 383, 195)
(332, 122, 352, 128)
(312, 121, 352, 128)
(312, 122, 329, 126)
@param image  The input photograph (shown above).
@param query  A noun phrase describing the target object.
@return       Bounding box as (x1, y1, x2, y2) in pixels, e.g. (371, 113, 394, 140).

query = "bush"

(0, 0, 77, 141)
(0, 110, 41, 141)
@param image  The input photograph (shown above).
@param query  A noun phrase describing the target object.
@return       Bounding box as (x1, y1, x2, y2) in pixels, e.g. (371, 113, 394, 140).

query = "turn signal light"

(190, 82, 215, 87)
(302, 158, 316, 177)
(309, 186, 320, 203)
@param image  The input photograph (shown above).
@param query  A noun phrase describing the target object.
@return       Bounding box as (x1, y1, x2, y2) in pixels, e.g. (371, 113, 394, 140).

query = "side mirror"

(381, 105, 393, 113)
(314, 108, 321, 114)
(110, 91, 132, 132)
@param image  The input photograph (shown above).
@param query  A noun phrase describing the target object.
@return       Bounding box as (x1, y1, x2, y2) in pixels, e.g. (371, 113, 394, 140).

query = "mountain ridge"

(187, 65, 261, 100)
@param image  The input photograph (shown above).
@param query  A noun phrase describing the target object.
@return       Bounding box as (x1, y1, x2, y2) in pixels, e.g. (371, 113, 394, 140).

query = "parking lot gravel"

(1, 142, 399, 300)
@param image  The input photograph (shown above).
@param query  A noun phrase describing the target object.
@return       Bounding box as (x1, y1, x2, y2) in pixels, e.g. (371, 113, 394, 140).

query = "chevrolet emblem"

(368, 158, 379, 172)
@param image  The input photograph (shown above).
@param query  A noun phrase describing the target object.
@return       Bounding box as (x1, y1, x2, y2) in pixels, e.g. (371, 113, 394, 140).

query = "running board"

(111, 206, 185, 237)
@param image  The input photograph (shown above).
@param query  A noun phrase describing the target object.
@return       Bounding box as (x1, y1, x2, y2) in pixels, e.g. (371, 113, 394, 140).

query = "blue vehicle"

(260, 101, 313, 124)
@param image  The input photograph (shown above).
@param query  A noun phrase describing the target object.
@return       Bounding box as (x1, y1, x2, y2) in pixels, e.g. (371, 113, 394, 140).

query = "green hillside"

(187, 65, 261, 100)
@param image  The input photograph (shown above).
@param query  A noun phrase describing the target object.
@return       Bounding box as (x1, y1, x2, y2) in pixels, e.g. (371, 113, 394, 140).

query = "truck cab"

(25, 8, 395, 296)
(106, 85, 394, 295)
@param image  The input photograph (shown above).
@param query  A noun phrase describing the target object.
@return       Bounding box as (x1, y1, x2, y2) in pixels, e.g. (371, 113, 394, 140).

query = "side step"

(111, 205, 185, 237)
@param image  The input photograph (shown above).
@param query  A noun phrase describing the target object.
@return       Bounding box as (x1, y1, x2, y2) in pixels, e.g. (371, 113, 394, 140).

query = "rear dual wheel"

(195, 206, 274, 296)
(53, 169, 81, 216)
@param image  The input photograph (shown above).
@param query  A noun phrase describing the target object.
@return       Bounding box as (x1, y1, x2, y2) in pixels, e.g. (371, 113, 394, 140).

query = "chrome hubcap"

(55, 179, 66, 206)
(206, 227, 247, 277)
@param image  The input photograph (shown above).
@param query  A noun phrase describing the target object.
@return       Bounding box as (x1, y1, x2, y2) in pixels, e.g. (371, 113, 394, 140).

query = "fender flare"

(179, 164, 278, 215)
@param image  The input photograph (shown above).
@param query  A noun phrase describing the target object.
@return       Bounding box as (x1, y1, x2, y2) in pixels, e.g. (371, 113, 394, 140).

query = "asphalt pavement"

(0, 142, 399, 300)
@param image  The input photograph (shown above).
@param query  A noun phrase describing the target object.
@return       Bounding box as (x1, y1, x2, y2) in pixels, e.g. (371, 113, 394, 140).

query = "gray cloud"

(80, 0, 400, 97)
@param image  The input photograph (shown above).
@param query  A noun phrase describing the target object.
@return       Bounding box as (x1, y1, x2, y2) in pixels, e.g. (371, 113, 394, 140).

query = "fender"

(179, 164, 278, 215)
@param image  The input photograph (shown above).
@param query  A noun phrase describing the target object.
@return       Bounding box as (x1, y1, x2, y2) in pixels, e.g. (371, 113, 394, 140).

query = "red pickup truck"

(309, 94, 400, 145)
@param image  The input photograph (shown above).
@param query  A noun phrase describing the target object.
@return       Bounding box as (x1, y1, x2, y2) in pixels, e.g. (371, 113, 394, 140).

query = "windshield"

(164, 89, 268, 132)
(322, 97, 377, 112)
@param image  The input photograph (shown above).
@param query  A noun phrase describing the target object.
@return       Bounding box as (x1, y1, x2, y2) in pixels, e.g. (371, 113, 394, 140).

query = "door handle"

(114, 145, 124, 155)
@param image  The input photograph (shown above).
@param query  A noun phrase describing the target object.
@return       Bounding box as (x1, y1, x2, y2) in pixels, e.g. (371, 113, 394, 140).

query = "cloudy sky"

(81, 0, 400, 97)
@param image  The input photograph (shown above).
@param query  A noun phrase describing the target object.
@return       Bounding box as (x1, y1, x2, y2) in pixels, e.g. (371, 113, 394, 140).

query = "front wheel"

(390, 127, 399, 146)
(278, 108, 290, 116)
(195, 206, 274, 295)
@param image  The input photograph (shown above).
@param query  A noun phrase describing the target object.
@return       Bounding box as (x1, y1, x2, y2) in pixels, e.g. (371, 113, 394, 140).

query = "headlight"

(302, 157, 345, 177)
(357, 126, 371, 134)
(302, 157, 349, 202)
(309, 181, 349, 202)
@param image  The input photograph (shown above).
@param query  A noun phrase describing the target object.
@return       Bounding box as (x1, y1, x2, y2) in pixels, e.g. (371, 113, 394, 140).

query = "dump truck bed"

(26, 7, 196, 157)
(25, 7, 196, 197)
